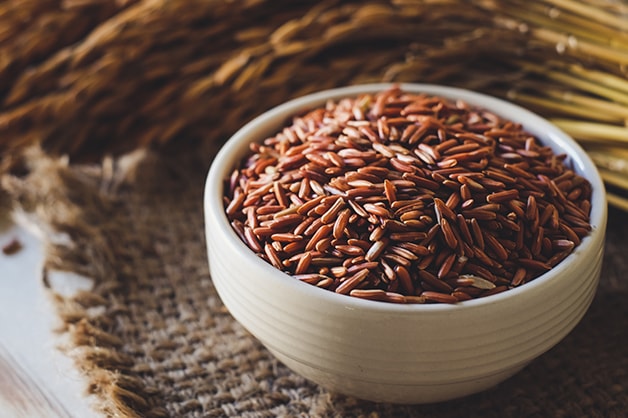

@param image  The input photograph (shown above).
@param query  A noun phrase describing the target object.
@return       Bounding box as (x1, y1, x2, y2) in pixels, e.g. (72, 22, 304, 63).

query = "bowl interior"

(205, 83, 607, 314)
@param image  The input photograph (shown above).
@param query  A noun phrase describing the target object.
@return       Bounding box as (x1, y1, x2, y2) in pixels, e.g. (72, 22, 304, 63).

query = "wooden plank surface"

(0, 222, 99, 418)
(0, 342, 69, 418)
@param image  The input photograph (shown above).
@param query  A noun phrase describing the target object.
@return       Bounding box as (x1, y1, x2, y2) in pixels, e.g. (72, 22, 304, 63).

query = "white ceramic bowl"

(204, 83, 607, 404)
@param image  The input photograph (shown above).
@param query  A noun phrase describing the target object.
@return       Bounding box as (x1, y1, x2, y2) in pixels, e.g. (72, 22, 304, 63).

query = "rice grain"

(224, 87, 592, 304)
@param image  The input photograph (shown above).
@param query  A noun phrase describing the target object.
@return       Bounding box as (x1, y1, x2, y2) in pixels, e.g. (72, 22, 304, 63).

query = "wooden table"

(0, 223, 98, 418)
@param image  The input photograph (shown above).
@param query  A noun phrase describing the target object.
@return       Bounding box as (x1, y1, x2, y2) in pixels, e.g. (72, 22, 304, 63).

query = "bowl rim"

(205, 82, 607, 313)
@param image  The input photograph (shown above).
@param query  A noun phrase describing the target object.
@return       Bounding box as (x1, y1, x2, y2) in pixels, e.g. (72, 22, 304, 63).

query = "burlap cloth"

(2, 146, 626, 418)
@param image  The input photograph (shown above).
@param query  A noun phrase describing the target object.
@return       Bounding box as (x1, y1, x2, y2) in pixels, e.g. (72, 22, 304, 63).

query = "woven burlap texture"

(3, 149, 626, 418)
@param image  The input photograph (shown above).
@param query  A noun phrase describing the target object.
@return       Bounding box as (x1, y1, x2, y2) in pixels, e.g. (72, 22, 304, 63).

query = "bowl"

(204, 83, 607, 404)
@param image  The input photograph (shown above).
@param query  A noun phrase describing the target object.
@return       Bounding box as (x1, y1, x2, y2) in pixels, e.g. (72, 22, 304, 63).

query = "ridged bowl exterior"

(204, 84, 607, 404)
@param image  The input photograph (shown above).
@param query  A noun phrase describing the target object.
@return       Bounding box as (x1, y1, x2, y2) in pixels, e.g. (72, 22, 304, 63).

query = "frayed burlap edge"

(2, 147, 166, 417)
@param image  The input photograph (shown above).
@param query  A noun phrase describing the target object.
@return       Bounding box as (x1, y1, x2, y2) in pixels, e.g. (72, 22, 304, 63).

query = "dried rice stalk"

(0, 0, 136, 94)
(0, 0, 626, 209)
(0, 0, 492, 158)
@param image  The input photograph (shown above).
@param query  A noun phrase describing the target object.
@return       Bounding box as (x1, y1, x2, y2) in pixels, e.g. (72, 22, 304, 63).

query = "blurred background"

(0, 0, 626, 210)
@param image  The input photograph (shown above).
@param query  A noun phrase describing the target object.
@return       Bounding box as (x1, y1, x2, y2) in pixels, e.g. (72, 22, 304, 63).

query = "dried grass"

(0, 0, 626, 208)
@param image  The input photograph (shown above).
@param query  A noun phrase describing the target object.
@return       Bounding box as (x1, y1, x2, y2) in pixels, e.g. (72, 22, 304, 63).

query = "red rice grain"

(224, 86, 593, 304)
